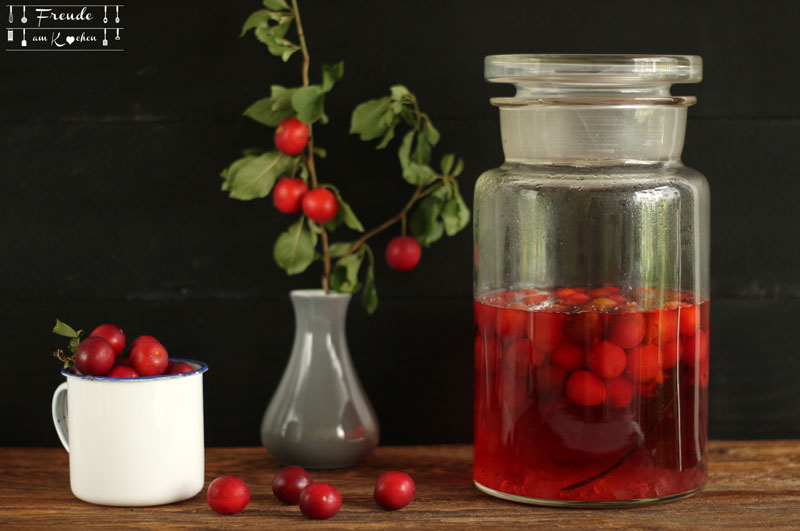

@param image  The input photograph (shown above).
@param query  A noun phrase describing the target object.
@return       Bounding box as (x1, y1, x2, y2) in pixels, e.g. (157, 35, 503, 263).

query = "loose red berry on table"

(550, 341, 586, 372)
(89, 323, 126, 356)
(74, 336, 116, 376)
(301, 188, 338, 224)
(587, 341, 627, 379)
(273, 177, 309, 214)
(274, 117, 309, 156)
(625, 344, 661, 382)
(298, 482, 342, 520)
(165, 361, 194, 374)
(566, 370, 606, 406)
(272, 465, 312, 505)
(385, 236, 422, 272)
(374, 471, 415, 510)
(606, 376, 634, 408)
(207, 476, 250, 515)
(106, 365, 139, 378)
(129, 340, 168, 376)
(608, 312, 646, 349)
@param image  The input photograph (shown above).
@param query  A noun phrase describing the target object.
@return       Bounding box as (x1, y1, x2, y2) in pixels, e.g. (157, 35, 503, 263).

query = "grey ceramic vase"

(260, 289, 379, 469)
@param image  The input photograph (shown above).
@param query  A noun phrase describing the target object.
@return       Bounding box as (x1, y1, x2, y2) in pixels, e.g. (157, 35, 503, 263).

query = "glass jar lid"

(485, 54, 702, 84)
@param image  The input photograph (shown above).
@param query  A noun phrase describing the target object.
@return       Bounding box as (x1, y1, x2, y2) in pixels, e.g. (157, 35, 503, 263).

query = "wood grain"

(1, 442, 798, 529)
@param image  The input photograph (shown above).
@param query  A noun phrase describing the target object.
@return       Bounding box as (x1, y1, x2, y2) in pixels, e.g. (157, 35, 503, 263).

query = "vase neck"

(290, 290, 351, 334)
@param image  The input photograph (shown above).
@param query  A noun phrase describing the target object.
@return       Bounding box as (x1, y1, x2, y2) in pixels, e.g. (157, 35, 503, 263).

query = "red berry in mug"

(374, 471, 415, 510)
(272, 465, 312, 505)
(130, 335, 160, 351)
(207, 476, 250, 515)
(74, 336, 116, 376)
(274, 117, 309, 156)
(587, 341, 627, 379)
(129, 340, 168, 376)
(106, 365, 139, 378)
(165, 361, 194, 374)
(299, 482, 342, 520)
(89, 323, 126, 356)
(273, 177, 309, 214)
(566, 370, 606, 406)
(385, 236, 422, 272)
(301, 188, 338, 224)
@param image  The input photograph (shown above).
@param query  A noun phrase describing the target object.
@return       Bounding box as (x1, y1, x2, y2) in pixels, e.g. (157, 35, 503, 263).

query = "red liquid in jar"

(474, 287, 709, 503)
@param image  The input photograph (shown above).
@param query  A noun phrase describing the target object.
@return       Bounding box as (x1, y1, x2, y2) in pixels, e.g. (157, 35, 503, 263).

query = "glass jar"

(473, 55, 709, 507)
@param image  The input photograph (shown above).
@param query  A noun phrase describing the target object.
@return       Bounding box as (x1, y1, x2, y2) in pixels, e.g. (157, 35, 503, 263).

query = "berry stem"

(291, 0, 331, 293)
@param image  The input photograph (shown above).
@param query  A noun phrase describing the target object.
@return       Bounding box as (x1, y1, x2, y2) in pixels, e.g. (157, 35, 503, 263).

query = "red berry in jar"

(550, 341, 586, 372)
(495, 306, 528, 340)
(606, 376, 634, 408)
(274, 117, 309, 156)
(566, 370, 606, 406)
(565, 311, 603, 347)
(273, 177, 309, 214)
(385, 236, 422, 272)
(474, 300, 497, 337)
(475, 333, 500, 373)
(301, 188, 339, 224)
(89, 323, 126, 356)
(681, 329, 709, 367)
(165, 361, 194, 374)
(299, 482, 342, 520)
(207, 476, 250, 515)
(535, 364, 567, 398)
(608, 312, 645, 349)
(129, 340, 168, 376)
(587, 341, 627, 379)
(503, 338, 546, 371)
(272, 465, 312, 505)
(74, 336, 116, 376)
(106, 365, 139, 378)
(528, 311, 564, 352)
(659, 340, 682, 369)
(625, 344, 661, 382)
(644, 308, 680, 344)
(374, 471, 415, 510)
(679, 304, 699, 337)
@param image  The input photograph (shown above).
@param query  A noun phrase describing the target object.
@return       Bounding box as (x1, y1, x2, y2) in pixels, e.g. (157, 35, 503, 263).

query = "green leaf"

(361, 248, 378, 314)
(263, 0, 290, 10)
(328, 242, 354, 258)
(53, 319, 79, 338)
(243, 86, 296, 126)
(452, 157, 464, 177)
(374, 124, 396, 149)
(242, 147, 266, 157)
(350, 97, 393, 141)
(273, 220, 318, 275)
(291, 86, 325, 124)
(324, 188, 365, 233)
(254, 22, 299, 61)
(313, 146, 327, 158)
(221, 155, 258, 191)
(240, 9, 271, 37)
(410, 195, 445, 247)
(330, 253, 363, 293)
(390, 85, 411, 101)
(68, 337, 81, 353)
(423, 119, 440, 146)
(227, 151, 294, 200)
(440, 153, 455, 176)
(398, 130, 413, 169)
(441, 186, 471, 236)
(322, 62, 344, 92)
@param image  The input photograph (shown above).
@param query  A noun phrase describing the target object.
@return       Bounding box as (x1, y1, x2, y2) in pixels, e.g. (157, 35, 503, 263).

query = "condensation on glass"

(473, 55, 709, 507)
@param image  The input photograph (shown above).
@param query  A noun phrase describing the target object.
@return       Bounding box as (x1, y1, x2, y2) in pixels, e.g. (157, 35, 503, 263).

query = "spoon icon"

(21, 6, 27, 23)
(103, 5, 107, 23)
(115, 5, 120, 23)
(8, 6, 12, 24)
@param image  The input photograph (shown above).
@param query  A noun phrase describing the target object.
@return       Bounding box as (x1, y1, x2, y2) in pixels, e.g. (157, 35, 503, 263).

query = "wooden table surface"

(1, 442, 798, 529)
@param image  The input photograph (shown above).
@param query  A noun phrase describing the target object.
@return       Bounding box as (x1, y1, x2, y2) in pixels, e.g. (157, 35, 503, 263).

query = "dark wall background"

(2, 0, 799, 446)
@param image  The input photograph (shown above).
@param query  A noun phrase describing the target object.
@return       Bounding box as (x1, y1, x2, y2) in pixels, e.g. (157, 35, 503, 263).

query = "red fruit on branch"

(74, 336, 116, 376)
(89, 324, 126, 356)
(385, 236, 421, 272)
(274, 117, 309, 156)
(299, 482, 342, 520)
(129, 340, 168, 376)
(374, 471, 415, 510)
(273, 177, 309, 214)
(302, 188, 338, 224)
(272, 466, 312, 505)
(207, 476, 250, 515)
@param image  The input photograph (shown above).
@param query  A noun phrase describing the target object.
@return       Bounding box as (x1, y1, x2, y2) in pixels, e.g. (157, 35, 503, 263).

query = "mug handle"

(51, 382, 69, 452)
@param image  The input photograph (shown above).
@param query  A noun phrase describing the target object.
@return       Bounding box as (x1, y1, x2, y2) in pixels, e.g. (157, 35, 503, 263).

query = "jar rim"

(485, 54, 702, 84)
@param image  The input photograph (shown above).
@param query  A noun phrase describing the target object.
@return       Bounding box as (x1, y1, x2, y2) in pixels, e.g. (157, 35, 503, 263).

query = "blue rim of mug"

(60, 358, 208, 381)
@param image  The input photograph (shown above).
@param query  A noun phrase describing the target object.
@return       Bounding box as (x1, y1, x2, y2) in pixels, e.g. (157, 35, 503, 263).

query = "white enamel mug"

(51, 358, 208, 506)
